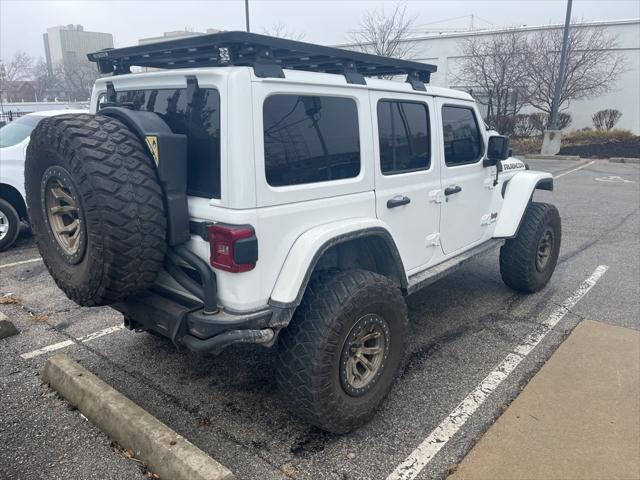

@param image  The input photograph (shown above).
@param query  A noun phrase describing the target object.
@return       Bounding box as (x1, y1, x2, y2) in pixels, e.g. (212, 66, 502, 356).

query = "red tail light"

(207, 224, 257, 273)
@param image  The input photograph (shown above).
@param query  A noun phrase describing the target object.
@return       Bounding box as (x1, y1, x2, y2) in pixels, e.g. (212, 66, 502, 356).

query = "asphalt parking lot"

(1, 158, 639, 480)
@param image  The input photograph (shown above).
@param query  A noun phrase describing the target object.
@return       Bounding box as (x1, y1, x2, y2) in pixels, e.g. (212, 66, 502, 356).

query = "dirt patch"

(0, 295, 22, 305)
(290, 427, 334, 457)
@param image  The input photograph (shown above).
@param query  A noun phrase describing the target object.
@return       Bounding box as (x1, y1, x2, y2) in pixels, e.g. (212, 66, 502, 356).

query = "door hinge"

(428, 189, 443, 204)
(425, 232, 440, 247)
(481, 212, 499, 225)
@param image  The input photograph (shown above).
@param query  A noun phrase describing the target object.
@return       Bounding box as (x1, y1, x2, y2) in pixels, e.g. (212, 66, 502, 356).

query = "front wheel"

(0, 198, 21, 252)
(500, 202, 561, 293)
(275, 269, 408, 433)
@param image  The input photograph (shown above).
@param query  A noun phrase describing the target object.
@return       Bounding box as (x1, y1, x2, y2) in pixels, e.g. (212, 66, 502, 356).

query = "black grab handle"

(387, 196, 411, 208)
(444, 186, 462, 196)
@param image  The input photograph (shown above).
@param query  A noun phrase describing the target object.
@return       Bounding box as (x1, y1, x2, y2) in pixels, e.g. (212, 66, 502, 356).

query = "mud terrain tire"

(276, 269, 408, 433)
(500, 202, 561, 293)
(25, 114, 166, 306)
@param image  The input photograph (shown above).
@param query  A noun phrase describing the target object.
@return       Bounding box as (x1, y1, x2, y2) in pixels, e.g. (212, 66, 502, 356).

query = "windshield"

(0, 116, 44, 148)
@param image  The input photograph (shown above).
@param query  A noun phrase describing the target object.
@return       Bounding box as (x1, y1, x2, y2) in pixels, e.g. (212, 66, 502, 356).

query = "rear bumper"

(111, 288, 293, 354)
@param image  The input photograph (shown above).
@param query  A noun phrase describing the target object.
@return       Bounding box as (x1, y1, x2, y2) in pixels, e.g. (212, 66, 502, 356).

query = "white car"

(0, 110, 87, 250)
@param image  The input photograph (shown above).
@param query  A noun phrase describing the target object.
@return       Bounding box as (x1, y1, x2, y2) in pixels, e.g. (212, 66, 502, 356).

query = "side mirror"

(483, 135, 510, 167)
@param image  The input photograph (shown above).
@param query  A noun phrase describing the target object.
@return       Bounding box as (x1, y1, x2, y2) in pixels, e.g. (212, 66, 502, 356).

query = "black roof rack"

(87, 31, 437, 91)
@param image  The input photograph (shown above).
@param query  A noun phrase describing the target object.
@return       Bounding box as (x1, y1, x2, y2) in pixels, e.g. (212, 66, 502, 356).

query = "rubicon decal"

(502, 161, 526, 171)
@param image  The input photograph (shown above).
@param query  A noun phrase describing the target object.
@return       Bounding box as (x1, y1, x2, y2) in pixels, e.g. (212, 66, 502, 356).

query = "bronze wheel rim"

(536, 228, 554, 272)
(41, 166, 86, 263)
(340, 313, 390, 397)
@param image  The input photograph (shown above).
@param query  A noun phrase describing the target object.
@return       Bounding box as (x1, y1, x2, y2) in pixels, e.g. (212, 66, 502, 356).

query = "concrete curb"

(609, 157, 640, 164)
(43, 354, 234, 480)
(524, 154, 581, 161)
(519, 154, 639, 164)
(0, 311, 19, 340)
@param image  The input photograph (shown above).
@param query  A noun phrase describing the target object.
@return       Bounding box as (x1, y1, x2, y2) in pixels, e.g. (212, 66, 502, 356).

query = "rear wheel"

(25, 113, 166, 306)
(0, 198, 21, 251)
(500, 202, 561, 293)
(275, 269, 407, 433)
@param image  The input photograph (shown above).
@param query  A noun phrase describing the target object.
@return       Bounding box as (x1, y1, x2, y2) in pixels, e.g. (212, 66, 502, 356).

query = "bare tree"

(31, 58, 61, 101)
(557, 112, 572, 130)
(0, 51, 34, 101)
(57, 55, 100, 101)
(592, 109, 622, 130)
(525, 23, 625, 116)
(453, 29, 531, 126)
(261, 22, 305, 41)
(347, 1, 418, 60)
(0, 51, 33, 82)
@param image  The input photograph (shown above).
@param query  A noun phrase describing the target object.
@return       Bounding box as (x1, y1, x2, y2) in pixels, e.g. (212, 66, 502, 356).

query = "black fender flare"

(536, 177, 554, 191)
(501, 176, 554, 198)
(97, 106, 190, 246)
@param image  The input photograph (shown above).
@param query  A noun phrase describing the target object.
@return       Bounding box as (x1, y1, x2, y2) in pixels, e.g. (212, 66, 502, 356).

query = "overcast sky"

(1, 0, 639, 61)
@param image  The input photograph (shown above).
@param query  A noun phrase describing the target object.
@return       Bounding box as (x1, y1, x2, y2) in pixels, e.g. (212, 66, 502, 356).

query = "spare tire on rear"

(25, 113, 166, 306)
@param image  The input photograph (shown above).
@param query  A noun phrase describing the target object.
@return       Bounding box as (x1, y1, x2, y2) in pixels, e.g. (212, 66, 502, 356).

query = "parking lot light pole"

(549, 0, 573, 130)
(541, 0, 573, 156)
(245, 0, 251, 32)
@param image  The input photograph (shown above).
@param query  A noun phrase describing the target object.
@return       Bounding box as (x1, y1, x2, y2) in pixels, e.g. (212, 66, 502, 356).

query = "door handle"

(444, 185, 462, 196)
(387, 196, 411, 208)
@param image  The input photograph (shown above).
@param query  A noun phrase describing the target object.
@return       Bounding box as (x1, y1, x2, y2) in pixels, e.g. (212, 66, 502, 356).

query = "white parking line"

(79, 324, 125, 343)
(387, 265, 609, 480)
(20, 340, 76, 360)
(554, 160, 596, 179)
(20, 324, 125, 360)
(0, 257, 42, 269)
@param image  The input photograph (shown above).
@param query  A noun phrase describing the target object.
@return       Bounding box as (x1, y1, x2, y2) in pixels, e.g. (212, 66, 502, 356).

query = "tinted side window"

(377, 100, 430, 174)
(442, 106, 483, 166)
(263, 95, 360, 187)
(100, 88, 221, 199)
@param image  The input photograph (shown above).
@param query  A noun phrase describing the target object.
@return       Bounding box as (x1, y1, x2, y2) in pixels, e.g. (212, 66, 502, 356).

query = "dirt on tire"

(275, 269, 408, 433)
(500, 202, 561, 293)
(25, 113, 166, 306)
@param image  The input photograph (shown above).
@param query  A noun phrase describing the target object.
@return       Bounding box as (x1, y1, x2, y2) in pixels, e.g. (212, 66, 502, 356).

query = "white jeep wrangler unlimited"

(25, 32, 559, 433)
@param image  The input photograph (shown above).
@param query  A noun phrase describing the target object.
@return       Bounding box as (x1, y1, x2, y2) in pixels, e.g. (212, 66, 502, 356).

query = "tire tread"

(25, 114, 166, 306)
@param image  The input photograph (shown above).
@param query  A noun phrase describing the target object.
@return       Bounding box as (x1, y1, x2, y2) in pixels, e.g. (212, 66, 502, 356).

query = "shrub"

(511, 137, 543, 154)
(562, 128, 637, 145)
(512, 114, 537, 138)
(592, 109, 622, 130)
(487, 115, 516, 135)
(519, 112, 571, 135)
(528, 113, 548, 137)
(557, 112, 572, 130)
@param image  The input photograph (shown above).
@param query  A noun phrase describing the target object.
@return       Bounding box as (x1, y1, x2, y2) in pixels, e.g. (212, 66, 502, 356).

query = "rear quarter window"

(263, 95, 360, 187)
(98, 88, 221, 199)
